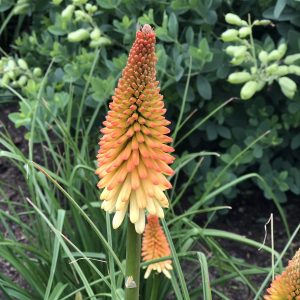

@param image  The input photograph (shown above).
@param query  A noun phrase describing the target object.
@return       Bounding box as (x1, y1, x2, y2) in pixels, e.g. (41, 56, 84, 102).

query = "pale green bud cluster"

(221, 13, 299, 100)
(60, 1, 111, 48)
(0, 56, 42, 89)
(85, 3, 97, 13)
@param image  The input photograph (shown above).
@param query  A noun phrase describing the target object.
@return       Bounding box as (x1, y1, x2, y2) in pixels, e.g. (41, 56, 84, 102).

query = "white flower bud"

(225, 13, 247, 26)
(278, 43, 287, 58)
(238, 27, 251, 38)
(278, 76, 297, 99)
(18, 75, 28, 86)
(272, 65, 289, 76)
(225, 45, 247, 57)
(253, 20, 272, 26)
(284, 54, 300, 65)
(33, 67, 42, 77)
(228, 72, 252, 84)
(67, 29, 90, 42)
(288, 65, 300, 76)
(17, 58, 28, 70)
(221, 29, 239, 42)
(240, 81, 258, 100)
(90, 28, 101, 40)
(258, 51, 268, 63)
(61, 5, 75, 20)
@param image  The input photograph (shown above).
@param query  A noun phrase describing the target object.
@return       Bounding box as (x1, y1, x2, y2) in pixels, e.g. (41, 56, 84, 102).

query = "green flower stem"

(150, 274, 159, 300)
(248, 14, 258, 70)
(125, 219, 141, 300)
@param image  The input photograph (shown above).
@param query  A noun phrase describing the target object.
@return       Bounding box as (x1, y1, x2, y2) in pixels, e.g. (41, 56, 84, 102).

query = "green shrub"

(1, 1, 300, 299)
(1, 1, 300, 204)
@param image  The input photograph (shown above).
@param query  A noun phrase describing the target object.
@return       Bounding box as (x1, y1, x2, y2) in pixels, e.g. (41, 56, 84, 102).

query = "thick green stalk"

(150, 274, 159, 300)
(125, 220, 141, 300)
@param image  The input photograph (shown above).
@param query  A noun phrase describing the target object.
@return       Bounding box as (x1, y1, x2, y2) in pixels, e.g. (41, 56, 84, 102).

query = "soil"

(0, 104, 300, 300)
(0, 104, 29, 296)
(210, 195, 300, 299)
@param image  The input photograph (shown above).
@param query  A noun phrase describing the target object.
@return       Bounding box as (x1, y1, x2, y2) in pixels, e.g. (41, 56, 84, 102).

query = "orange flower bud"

(96, 24, 175, 233)
(142, 215, 172, 279)
(264, 248, 300, 300)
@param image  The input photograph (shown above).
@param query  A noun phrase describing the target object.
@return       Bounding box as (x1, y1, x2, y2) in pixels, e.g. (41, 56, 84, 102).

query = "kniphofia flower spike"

(96, 24, 175, 234)
(264, 247, 300, 300)
(142, 215, 172, 279)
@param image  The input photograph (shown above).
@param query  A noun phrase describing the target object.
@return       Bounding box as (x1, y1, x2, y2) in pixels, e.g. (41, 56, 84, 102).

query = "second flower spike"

(142, 215, 173, 279)
(96, 24, 175, 234)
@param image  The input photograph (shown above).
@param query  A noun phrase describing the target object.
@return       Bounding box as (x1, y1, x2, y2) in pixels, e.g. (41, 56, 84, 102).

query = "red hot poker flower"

(142, 215, 172, 279)
(264, 247, 300, 300)
(96, 24, 175, 234)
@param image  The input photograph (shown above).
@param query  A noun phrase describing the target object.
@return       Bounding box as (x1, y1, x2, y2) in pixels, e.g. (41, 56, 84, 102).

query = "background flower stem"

(150, 274, 159, 300)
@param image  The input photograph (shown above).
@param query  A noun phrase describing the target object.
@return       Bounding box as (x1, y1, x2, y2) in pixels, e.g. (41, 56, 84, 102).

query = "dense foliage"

(1, 0, 300, 205)
(0, 0, 300, 299)
(1, 0, 300, 201)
